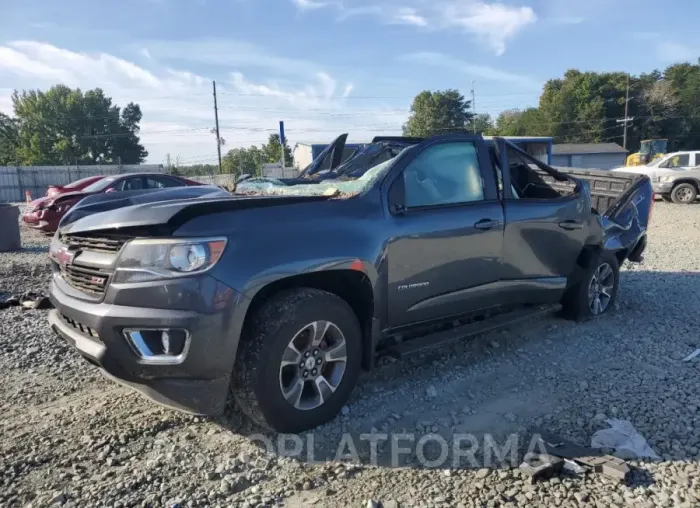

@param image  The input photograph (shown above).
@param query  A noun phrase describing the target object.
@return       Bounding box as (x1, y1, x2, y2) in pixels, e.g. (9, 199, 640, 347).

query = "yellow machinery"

(626, 139, 668, 166)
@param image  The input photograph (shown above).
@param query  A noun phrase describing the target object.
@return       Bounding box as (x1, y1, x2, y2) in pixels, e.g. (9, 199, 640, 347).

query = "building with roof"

(552, 143, 628, 170)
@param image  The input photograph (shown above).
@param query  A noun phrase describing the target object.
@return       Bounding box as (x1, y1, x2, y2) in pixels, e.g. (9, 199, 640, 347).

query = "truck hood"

(58, 184, 328, 235)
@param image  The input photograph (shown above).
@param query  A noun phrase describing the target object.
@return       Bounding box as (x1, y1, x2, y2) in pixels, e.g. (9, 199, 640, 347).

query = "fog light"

(124, 328, 190, 365)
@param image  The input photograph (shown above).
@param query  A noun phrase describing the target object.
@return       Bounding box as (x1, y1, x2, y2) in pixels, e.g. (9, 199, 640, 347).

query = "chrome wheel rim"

(676, 187, 694, 202)
(278, 321, 347, 410)
(588, 262, 615, 315)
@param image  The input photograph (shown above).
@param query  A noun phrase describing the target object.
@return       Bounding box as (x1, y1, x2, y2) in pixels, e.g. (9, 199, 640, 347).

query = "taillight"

(648, 196, 654, 225)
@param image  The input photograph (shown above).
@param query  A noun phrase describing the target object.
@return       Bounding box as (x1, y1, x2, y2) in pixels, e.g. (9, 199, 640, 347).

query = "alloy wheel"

(675, 187, 695, 202)
(278, 320, 347, 410)
(588, 262, 615, 315)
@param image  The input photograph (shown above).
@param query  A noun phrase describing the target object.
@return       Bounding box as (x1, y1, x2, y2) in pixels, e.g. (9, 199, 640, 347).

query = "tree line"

(404, 60, 700, 153)
(169, 134, 293, 177)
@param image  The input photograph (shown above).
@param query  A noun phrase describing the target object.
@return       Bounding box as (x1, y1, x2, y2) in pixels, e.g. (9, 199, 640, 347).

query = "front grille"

(61, 234, 128, 253)
(60, 264, 110, 296)
(59, 313, 100, 339)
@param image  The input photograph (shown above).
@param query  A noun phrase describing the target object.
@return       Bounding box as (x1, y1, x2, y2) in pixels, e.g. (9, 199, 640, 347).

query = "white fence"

(0, 164, 164, 202)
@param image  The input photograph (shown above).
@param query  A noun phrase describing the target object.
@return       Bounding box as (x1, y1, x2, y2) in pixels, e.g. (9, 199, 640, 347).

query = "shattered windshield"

(235, 158, 396, 197)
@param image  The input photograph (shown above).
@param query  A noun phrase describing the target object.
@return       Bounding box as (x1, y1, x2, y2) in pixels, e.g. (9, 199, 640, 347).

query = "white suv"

(612, 152, 700, 204)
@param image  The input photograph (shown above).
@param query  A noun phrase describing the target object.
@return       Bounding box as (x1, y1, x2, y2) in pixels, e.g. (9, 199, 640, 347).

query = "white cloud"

(141, 39, 320, 76)
(437, 1, 536, 55)
(401, 52, 542, 90)
(292, 0, 331, 8)
(655, 41, 698, 63)
(291, 0, 536, 54)
(0, 40, 404, 164)
(391, 7, 428, 27)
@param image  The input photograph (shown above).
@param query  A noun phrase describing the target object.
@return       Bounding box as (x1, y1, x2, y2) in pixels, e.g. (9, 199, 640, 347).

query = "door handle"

(474, 219, 501, 230)
(558, 220, 584, 230)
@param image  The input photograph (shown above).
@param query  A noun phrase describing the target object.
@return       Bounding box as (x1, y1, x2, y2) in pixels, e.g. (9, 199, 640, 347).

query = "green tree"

(222, 146, 263, 176)
(468, 113, 495, 135)
(6, 85, 147, 165)
(0, 113, 19, 165)
(492, 108, 546, 136)
(403, 89, 474, 137)
(260, 134, 293, 165)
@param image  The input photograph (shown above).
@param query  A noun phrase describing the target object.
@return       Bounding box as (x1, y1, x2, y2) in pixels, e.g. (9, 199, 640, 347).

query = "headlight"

(114, 237, 227, 283)
(659, 175, 675, 183)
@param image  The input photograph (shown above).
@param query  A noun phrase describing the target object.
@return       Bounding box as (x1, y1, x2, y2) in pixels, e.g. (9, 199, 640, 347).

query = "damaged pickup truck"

(47, 134, 652, 432)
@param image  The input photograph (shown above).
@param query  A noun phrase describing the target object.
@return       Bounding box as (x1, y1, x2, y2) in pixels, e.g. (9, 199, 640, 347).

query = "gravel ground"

(2, 203, 700, 508)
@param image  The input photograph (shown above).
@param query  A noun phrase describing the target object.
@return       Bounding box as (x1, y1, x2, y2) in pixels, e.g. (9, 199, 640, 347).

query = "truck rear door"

(497, 140, 589, 303)
(381, 135, 504, 328)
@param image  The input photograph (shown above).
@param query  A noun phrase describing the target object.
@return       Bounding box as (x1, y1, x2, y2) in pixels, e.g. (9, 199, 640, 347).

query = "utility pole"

(616, 74, 633, 150)
(212, 81, 222, 174)
(471, 80, 476, 134)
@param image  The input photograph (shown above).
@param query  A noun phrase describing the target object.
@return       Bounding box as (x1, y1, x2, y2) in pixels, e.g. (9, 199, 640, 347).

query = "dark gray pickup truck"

(47, 134, 652, 432)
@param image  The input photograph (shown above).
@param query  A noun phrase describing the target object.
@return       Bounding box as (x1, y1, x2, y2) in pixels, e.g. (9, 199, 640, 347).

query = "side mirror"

(105, 187, 117, 193)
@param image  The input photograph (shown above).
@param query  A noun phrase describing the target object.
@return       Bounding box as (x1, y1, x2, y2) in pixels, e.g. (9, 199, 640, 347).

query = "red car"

(23, 173, 201, 234)
(46, 175, 105, 198)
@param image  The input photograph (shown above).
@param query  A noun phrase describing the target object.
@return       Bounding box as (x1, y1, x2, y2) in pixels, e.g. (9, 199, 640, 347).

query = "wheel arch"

(672, 178, 700, 192)
(240, 269, 376, 370)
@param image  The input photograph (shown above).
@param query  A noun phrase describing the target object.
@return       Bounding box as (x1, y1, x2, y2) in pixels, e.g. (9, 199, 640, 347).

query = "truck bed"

(542, 167, 647, 215)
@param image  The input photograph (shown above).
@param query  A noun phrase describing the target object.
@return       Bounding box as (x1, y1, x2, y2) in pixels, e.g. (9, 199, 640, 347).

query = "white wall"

(293, 145, 314, 170)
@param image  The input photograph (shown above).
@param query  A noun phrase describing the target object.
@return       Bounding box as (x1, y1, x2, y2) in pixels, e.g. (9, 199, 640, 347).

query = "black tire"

(561, 252, 620, 321)
(670, 183, 697, 204)
(232, 288, 362, 432)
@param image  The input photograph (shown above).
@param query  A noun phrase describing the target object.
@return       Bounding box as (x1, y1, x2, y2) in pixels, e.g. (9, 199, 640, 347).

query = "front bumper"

(22, 209, 59, 232)
(49, 274, 248, 415)
(652, 182, 673, 195)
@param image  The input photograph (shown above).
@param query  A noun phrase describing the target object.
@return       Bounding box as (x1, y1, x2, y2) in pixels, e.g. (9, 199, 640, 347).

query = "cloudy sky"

(0, 0, 698, 165)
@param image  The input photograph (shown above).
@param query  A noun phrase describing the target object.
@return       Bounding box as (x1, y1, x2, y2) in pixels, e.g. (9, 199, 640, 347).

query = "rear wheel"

(562, 252, 620, 321)
(232, 288, 362, 432)
(671, 183, 697, 204)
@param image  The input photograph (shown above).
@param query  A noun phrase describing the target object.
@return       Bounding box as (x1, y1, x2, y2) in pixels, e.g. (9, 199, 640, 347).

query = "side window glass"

(155, 177, 181, 188)
(108, 179, 126, 192)
(403, 142, 484, 208)
(669, 154, 689, 168)
(145, 178, 165, 189)
(122, 178, 144, 191)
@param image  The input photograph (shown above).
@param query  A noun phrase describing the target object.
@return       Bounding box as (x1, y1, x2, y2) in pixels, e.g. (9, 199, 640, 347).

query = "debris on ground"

(683, 348, 700, 361)
(591, 418, 660, 459)
(0, 291, 52, 310)
(530, 430, 632, 482)
(519, 453, 564, 483)
(562, 458, 586, 474)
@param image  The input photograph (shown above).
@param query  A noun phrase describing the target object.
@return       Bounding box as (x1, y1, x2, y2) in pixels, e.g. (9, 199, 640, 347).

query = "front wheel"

(562, 253, 620, 321)
(671, 183, 697, 204)
(232, 288, 362, 432)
